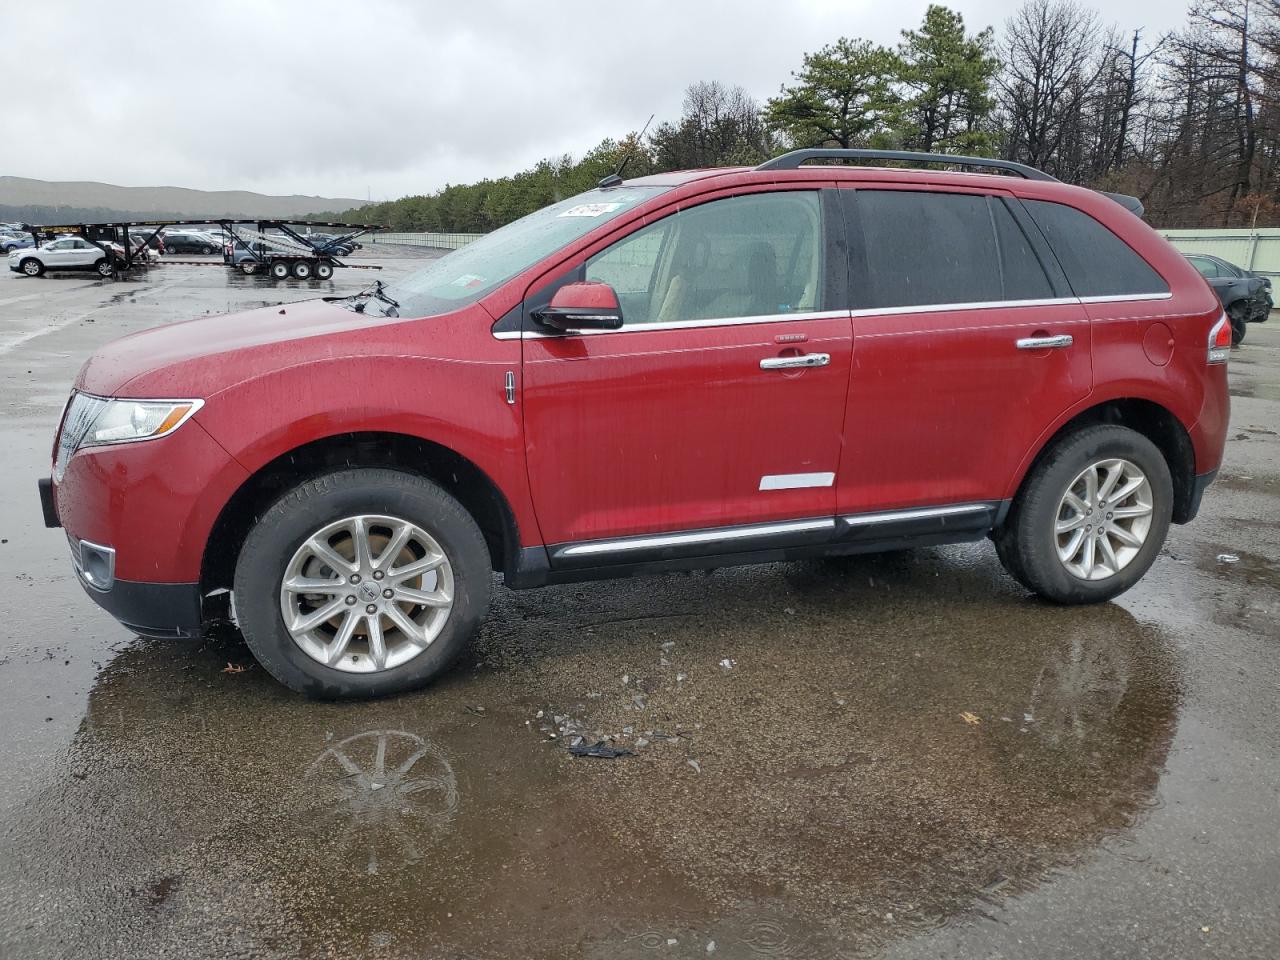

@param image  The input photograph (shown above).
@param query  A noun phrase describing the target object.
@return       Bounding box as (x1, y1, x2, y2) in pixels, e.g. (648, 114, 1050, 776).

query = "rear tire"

(292, 260, 313, 280)
(94, 258, 113, 278)
(233, 468, 492, 698)
(315, 262, 334, 280)
(270, 261, 291, 280)
(1228, 304, 1248, 345)
(995, 425, 1172, 604)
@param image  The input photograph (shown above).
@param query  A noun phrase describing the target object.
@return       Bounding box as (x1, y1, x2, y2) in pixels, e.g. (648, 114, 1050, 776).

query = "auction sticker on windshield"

(558, 202, 625, 218)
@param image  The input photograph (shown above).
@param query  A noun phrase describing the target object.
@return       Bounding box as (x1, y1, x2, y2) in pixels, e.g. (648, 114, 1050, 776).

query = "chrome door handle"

(1016, 334, 1074, 350)
(760, 352, 831, 370)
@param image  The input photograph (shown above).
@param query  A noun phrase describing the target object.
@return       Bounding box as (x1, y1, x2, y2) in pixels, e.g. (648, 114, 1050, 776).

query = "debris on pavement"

(718, 658, 735, 670)
(959, 711, 981, 725)
(221, 662, 245, 674)
(687, 759, 702, 774)
(1216, 553, 1240, 563)
(568, 741, 635, 759)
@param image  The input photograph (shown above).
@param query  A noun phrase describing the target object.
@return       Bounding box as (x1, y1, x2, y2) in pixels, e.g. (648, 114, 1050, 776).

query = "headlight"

(54, 392, 203, 481)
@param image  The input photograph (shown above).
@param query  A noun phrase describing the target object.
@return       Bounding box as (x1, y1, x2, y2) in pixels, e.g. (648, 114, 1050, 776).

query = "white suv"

(8, 237, 114, 278)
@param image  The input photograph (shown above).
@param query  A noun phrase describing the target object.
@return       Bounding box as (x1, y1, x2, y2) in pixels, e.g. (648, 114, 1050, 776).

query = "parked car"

(162, 232, 221, 255)
(9, 236, 115, 277)
(1185, 253, 1271, 344)
(38, 149, 1230, 699)
(306, 233, 360, 256)
(0, 232, 35, 253)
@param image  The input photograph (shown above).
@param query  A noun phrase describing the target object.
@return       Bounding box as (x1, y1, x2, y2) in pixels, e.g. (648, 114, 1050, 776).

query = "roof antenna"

(599, 114, 654, 189)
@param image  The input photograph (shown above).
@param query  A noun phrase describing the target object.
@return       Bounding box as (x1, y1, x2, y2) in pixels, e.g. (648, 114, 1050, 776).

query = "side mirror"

(533, 281, 623, 332)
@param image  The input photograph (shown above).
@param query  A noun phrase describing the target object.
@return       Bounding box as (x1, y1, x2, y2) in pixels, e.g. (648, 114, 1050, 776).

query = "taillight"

(1207, 313, 1231, 364)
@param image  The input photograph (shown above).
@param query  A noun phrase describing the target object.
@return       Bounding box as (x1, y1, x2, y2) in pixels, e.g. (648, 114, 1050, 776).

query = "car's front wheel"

(995, 425, 1172, 604)
(20, 258, 44, 277)
(233, 468, 492, 698)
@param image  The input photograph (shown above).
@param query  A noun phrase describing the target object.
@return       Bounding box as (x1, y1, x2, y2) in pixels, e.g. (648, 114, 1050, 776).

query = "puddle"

(0, 557, 1184, 959)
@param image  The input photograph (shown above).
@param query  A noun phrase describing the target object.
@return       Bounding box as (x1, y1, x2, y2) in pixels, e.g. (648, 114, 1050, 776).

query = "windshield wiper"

(346, 279, 400, 316)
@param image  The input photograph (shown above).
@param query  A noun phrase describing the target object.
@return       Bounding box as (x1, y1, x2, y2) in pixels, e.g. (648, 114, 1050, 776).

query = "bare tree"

(998, 0, 1102, 177)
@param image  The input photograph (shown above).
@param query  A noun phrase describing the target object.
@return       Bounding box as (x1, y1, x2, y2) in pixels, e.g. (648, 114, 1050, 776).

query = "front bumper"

(44, 493, 204, 639)
(80, 575, 203, 639)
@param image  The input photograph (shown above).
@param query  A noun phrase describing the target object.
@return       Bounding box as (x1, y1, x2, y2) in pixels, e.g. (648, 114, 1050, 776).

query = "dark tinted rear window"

(856, 191, 1053, 308)
(1024, 199, 1168, 298)
(992, 200, 1055, 301)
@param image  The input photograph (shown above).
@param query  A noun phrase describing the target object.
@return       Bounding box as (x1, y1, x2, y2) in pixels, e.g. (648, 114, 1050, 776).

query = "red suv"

(38, 149, 1230, 698)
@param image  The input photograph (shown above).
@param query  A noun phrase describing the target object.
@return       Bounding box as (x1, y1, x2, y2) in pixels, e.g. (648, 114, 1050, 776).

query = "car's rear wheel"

(995, 425, 1172, 604)
(1228, 303, 1248, 345)
(233, 468, 492, 698)
(270, 261, 291, 280)
(292, 260, 313, 280)
(94, 258, 113, 278)
(20, 258, 44, 277)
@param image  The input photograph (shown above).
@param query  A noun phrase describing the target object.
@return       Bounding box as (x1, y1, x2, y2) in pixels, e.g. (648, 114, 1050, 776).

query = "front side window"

(855, 190, 1053, 309)
(585, 190, 823, 326)
(1024, 199, 1168, 298)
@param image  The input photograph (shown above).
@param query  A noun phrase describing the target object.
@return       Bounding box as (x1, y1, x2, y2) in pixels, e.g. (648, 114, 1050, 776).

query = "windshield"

(365, 186, 668, 318)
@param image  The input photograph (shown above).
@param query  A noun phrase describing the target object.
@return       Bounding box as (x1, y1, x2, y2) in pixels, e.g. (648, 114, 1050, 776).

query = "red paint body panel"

(48, 162, 1231, 598)
(523, 317, 851, 543)
(841, 300, 1092, 512)
(55, 420, 248, 582)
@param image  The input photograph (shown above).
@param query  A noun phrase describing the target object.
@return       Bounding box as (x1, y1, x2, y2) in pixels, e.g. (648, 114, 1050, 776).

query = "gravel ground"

(0, 259, 1276, 959)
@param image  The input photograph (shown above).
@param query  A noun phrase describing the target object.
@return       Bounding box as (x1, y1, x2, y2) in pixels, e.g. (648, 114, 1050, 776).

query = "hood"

(77, 298, 396, 397)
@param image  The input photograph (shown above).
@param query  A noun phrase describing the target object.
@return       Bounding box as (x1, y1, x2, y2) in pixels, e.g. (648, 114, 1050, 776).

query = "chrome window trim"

(557, 517, 835, 558)
(493, 293, 1173, 340)
(1078, 291, 1172, 304)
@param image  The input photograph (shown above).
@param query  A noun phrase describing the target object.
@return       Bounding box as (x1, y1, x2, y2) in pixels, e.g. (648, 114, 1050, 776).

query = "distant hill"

(0, 176, 363, 223)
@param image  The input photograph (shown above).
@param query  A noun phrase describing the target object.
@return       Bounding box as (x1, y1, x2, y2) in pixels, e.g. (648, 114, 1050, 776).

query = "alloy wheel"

(279, 514, 454, 673)
(1054, 458, 1153, 581)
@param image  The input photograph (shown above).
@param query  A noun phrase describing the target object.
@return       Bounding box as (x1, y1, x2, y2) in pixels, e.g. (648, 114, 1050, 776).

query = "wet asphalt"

(0, 255, 1276, 960)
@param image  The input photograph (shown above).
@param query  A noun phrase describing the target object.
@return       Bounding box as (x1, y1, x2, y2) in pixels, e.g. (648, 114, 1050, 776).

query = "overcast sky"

(3, 0, 1191, 203)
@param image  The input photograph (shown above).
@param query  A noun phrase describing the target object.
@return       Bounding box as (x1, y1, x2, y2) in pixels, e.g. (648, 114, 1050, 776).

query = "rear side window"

(855, 191, 1053, 309)
(1024, 199, 1168, 298)
(1188, 257, 1219, 278)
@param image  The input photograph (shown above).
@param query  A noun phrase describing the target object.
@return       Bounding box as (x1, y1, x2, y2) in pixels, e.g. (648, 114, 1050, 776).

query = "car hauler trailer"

(20, 218, 382, 279)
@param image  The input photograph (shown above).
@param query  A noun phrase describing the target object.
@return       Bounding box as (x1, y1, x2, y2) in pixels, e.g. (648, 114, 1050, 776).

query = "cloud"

(0, 0, 1190, 201)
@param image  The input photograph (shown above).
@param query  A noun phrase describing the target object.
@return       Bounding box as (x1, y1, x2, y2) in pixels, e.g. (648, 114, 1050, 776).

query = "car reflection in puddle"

(0, 549, 1182, 959)
(304, 729, 459, 876)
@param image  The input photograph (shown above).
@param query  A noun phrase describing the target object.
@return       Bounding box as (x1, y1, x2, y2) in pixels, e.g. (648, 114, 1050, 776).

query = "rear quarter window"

(1024, 199, 1168, 298)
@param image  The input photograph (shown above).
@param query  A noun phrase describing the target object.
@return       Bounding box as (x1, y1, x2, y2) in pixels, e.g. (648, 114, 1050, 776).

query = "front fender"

(192, 355, 540, 547)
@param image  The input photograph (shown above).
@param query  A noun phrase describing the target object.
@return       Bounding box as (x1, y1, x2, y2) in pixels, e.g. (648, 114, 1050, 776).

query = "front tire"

(995, 425, 1172, 604)
(233, 468, 492, 698)
(20, 258, 44, 277)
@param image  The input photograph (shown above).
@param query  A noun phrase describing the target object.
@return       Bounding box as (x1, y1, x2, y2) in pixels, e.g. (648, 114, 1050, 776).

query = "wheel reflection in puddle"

(1025, 631, 1131, 745)
(304, 730, 458, 875)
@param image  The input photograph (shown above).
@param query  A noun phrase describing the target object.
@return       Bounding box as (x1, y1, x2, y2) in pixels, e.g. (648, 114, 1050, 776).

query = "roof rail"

(756, 149, 1059, 183)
